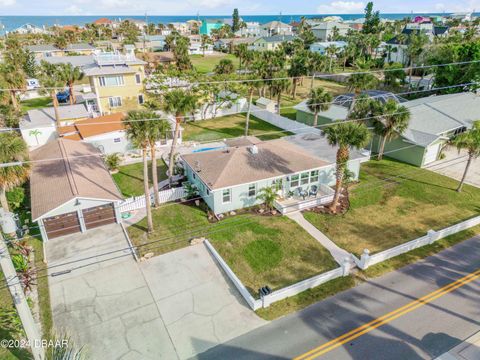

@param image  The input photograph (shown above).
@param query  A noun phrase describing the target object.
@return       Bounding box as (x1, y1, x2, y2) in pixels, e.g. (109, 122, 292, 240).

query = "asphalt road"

(194, 235, 480, 360)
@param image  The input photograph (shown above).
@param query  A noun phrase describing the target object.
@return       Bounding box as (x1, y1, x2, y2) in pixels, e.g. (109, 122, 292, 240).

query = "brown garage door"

(43, 211, 81, 239)
(82, 204, 116, 230)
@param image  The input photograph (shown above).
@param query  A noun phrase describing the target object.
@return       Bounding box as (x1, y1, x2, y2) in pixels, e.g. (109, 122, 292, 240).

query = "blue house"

(181, 135, 369, 215)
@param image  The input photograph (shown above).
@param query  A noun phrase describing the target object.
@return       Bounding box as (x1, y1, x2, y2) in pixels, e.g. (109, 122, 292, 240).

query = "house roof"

(30, 139, 123, 220)
(83, 64, 137, 76)
(262, 21, 291, 29)
(93, 18, 113, 25)
(25, 44, 60, 52)
(181, 138, 330, 190)
(38, 55, 96, 68)
(311, 22, 350, 30)
(59, 113, 126, 140)
(20, 105, 90, 130)
(256, 35, 297, 43)
(65, 43, 96, 51)
(294, 100, 349, 121)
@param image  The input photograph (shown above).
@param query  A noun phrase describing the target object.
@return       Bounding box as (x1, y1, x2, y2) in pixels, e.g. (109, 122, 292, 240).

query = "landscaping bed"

(303, 159, 480, 256)
(183, 113, 292, 142)
(112, 160, 168, 197)
(127, 203, 337, 295)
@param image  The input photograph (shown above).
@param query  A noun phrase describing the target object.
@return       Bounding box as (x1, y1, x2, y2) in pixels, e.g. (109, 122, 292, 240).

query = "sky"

(0, 0, 478, 16)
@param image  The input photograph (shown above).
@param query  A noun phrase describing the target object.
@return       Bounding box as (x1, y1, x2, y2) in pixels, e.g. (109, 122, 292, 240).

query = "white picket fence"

(353, 215, 480, 270)
(204, 240, 351, 310)
(119, 187, 186, 213)
(251, 105, 322, 135)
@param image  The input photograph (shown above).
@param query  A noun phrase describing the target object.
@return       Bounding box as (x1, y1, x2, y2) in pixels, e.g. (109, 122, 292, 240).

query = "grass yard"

(304, 159, 480, 257)
(20, 97, 51, 113)
(190, 53, 239, 74)
(112, 160, 168, 197)
(182, 113, 293, 142)
(127, 203, 337, 296)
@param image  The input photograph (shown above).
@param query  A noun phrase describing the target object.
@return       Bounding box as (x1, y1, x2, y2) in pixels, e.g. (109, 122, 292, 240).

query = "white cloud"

(317, 1, 365, 14)
(188, 0, 234, 9)
(64, 5, 85, 15)
(0, 0, 16, 6)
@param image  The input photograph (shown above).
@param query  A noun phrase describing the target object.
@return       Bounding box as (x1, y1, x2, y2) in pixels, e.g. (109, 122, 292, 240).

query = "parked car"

(56, 91, 70, 103)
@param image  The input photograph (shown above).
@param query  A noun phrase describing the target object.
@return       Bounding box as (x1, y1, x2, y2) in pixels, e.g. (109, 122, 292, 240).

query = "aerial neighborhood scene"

(1, 0, 480, 359)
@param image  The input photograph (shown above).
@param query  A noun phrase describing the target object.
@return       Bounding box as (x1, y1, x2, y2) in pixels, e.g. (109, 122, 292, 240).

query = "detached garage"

(30, 139, 124, 241)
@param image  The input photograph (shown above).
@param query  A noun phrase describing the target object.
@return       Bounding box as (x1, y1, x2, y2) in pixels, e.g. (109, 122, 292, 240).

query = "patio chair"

(297, 188, 307, 200)
(309, 185, 318, 198)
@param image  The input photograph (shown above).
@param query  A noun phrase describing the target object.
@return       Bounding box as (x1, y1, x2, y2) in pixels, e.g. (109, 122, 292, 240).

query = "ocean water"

(0, 13, 476, 32)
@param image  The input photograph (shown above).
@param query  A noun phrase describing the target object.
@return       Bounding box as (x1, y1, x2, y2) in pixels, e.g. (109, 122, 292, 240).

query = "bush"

(104, 153, 121, 172)
(6, 187, 25, 210)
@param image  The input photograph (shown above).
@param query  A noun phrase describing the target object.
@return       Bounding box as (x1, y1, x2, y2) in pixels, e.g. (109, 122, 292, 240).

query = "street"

(195, 236, 480, 360)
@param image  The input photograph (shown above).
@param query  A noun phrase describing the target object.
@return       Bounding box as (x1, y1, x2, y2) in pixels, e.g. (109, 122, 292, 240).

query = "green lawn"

(183, 113, 292, 142)
(303, 159, 480, 256)
(190, 53, 239, 74)
(127, 203, 337, 296)
(20, 97, 51, 113)
(112, 160, 168, 197)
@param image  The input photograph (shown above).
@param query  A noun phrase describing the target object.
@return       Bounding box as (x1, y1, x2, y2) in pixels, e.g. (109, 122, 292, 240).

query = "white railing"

(274, 192, 335, 215)
(119, 187, 186, 213)
(94, 52, 137, 65)
(251, 105, 322, 135)
(353, 215, 480, 269)
(204, 240, 352, 310)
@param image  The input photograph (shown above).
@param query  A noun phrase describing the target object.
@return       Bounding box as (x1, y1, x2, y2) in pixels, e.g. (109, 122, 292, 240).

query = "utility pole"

(0, 233, 45, 360)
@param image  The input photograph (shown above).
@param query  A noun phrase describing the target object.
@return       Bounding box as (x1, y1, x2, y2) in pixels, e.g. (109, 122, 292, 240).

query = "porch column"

(38, 218, 49, 243)
(77, 209, 87, 233)
(114, 203, 122, 224)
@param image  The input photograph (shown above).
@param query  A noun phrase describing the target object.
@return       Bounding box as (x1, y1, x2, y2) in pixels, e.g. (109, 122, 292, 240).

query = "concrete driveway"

(46, 225, 264, 359)
(428, 147, 480, 188)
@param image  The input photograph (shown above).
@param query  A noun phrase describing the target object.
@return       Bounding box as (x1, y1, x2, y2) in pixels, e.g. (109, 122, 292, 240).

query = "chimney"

(249, 145, 259, 154)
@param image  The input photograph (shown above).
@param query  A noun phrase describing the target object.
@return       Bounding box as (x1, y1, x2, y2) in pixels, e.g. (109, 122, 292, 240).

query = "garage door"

(82, 204, 116, 230)
(43, 211, 81, 239)
(424, 143, 441, 165)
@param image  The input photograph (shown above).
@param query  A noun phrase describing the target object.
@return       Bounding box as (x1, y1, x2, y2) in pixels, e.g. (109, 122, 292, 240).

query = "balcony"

(274, 184, 335, 215)
(94, 52, 137, 66)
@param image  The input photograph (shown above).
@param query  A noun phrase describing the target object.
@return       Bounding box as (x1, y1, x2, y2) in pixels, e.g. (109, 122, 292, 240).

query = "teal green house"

(294, 92, 479, 167)
(200, 19, 225, 35)
(181, 136, 369, 215)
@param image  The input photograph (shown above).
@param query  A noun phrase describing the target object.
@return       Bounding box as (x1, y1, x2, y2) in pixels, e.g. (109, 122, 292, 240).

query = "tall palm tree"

(347, 59, 378, 115)
(243, 75, 263, 136)
(372, 99, 411, 160)
(307, 87, 333, 127)
(38, 61, 65, 124)
(163, 89, 198, 186)
(322, 122, 370, 212)
(0, 64, 26, 111)
(271, 72, 291, 115)
(0, 132, 30, 211)
(146, 115, 172, 207)
(124, 111, 153, 233)
(288, 51, 308, 99)
(307, 52, 327, 89)
(59, 63, 84, 105)
(451, 121, 480, 193)
(325, 45, 338, 73)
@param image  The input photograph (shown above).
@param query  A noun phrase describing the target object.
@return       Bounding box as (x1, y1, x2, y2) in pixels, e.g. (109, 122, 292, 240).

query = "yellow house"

(251, 35, 297, 52)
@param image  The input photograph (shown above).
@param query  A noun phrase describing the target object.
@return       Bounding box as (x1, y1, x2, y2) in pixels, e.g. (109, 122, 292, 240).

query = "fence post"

(342, 257, 352, 276)
(360, 249, 371, 269)
(427, 229, 438, 244)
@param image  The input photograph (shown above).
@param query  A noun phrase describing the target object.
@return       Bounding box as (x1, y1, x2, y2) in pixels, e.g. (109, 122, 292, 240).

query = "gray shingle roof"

(25, 44, 60, 52)
(257, 35, 297, 43)
(65, 43, 96, 51)
(20, 105, 90, 130)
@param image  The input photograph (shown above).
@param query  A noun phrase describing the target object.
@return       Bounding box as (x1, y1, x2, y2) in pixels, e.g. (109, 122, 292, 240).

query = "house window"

(135, 73, 142, 84)
(108, 96, 122, 108)
(138, 94, 144, 105)
(290, 174, 299, 187)
(99, 75, 125, 87)
(193, 173, 196, 179)
(301, 172, 309, 185)
(113, 138, 121, 143)
(222, 189, 231, 204)
(206, 189, 210, 196)
(248, 184, 256, 197)
(310, 170, 319, 183)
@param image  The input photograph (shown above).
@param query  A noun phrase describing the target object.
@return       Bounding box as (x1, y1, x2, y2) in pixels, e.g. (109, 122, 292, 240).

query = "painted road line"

(295, 269, 480, 360)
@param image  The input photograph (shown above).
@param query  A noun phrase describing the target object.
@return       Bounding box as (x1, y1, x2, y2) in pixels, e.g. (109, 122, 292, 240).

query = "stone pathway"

(286, 211, 351, 265)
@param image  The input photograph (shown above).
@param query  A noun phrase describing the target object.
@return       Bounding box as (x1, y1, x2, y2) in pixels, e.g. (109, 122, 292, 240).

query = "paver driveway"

(46, 224, 264, 359)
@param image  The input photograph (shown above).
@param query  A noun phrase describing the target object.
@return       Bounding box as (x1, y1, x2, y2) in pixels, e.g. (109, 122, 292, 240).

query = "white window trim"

(300, 172, 310, 185)
(138, 94, 144, 105)
(108, 96, 122, 108)
(222, 189, 232, 204)
(135, 73, 142, 85)
(99, 75, 125, 87)
(248, 183, 257, 198)
(290, 174, 300, 188)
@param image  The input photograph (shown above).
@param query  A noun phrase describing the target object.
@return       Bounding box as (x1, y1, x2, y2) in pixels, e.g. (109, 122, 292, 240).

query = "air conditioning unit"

(248, 145, 258, 154)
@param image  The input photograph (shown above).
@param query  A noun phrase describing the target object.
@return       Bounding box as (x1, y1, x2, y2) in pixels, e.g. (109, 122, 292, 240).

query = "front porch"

(274, 184, 335, 215)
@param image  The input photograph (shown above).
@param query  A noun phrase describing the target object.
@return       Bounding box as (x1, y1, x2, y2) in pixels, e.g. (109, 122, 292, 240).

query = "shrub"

(6, 187, 25, 210)
(104, 153, 121, 172)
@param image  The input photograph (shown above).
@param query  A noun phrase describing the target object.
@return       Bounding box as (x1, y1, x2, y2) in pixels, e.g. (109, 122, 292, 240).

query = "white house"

(310, 41, 347, 55)
(311, 22, 351, 41)
(188, 42, 214, 55)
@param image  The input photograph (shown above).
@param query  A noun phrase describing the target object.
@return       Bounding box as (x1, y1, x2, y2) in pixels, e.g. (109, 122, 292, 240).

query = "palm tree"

(271, 72, 291, 115)
(288, 51, 308, 99)
(307, 52, 327, 89)
(451, 121, 480, 192)
(347, 59, 378, 115)
(307, 87, 333, 127)
(163, 89, 198, 186)
(322, 122, 370, 212)
(0, 132, 30, 211)
(325, 45, 338, 72)
(146, 115, 172, 207)
(384, 44, 397, 63)
(234, 43, 248, 69)
(38, 61, 65, 124)
(256, 186, 280, 212)
(200, 34, 212, 57)
(59, 63, 84, 105)
(244, 75, 263, 136)
(372, 99, 411, 160)
(124, 111, 153, 233)
(0, 64, 26, 111)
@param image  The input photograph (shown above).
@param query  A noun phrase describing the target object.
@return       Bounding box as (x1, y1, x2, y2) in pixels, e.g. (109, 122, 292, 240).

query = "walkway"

(435, 330, 480, 360)
(287, 211, 351, 265)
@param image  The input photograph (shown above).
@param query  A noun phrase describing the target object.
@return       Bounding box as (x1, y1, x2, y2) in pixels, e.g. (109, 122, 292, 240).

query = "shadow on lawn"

(0, 328, 33, 359)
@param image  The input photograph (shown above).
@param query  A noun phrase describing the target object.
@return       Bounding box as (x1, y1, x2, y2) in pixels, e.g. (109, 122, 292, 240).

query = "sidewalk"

(286, 211, 351, 265)
(435, 331, 480, 360)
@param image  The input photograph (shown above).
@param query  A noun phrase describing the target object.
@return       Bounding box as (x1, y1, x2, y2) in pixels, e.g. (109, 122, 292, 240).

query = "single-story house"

(30, 139, 123, 241)
(135, 35, 167, 52)
(181, 135, 368, 215)
(188, 43, 214, 55)
(25, 44, 63, 59)
(20, 104, 92, 148)
(250, 35, 297, 52)
(310, 41, 347, 55)
(214, 37, 256, 51)
(64, 43, 96, 55)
